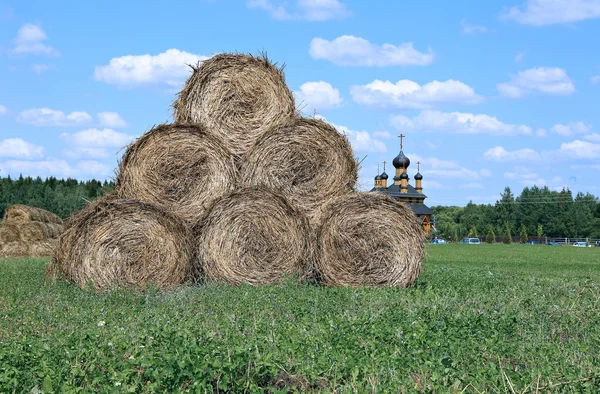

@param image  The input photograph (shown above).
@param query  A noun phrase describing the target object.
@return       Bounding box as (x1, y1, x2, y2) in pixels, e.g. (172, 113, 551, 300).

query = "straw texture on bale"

(0, 223, 21, 244)
(1, 241, 29, 257)
(116, 123, 238, 224)
(173, 53, 296, 155)
(194, 187, 312, 286)
(48, 198, 193, 290)
(315, 193, 425, 287)
(4, 204, 62, 224)
(239, 117, 358, 224)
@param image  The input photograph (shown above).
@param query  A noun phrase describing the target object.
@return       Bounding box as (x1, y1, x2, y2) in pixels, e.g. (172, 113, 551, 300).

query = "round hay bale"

(0, 223, 21, 244)
(48, 197, 193, 290)
(315, 193, 425, 287)
(116, 123, 238, 224)
(173, 53, 296, 155)
(1, 241, 29, 257)
(30, 240, 58, 257)
(239, 117, 358, 225)
(4, 204, 62, 224)
(194, 186, 312, 285)
(19, 222, 53, 242)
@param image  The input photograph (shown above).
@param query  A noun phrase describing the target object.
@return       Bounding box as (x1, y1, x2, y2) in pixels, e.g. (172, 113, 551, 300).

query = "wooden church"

(370, 135, 433, 234)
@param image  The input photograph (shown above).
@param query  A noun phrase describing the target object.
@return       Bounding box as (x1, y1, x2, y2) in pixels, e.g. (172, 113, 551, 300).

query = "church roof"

(384, 183, 428, 199)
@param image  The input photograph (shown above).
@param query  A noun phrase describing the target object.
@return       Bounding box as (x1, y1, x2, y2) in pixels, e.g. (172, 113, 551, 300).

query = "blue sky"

(1, 0, 599, 206)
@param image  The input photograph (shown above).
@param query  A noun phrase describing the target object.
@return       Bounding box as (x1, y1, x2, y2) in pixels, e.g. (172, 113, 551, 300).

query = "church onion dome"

(414, 172, 423, 181)
(392, 150, 410, 169)
(380, 171, 389, 180)
(400, 171, 409, 180)
(374, 174, 382, 181)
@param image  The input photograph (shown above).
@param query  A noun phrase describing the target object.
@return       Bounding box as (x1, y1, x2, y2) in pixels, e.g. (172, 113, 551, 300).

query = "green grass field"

(1, 245, 599, 393)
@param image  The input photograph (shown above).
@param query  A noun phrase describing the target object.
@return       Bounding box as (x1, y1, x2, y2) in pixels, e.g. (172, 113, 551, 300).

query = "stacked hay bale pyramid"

(0, 205, 63, 258)
(48, 52, 425, 290)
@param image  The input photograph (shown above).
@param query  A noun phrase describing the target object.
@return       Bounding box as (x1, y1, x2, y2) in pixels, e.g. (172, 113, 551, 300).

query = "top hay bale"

(116, 123, 238, 225)
(173, 53, 296, 155)
(4, 204, 63, 224)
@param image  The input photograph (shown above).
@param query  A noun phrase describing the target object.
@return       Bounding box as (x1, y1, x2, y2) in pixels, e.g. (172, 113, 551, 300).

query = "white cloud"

(77, 160, 113, 177)
(591, 75, 600, 84)
(550, 121, 592, 136)
(61, 128, 133, 148)
(351, 79, 483, 109)
(460, 19, 488, 34)
(61, 128, 135, 159)
(294, 81, 342, 113)
(373, 130, 392, 139)
(13, 23, 59, 56)
(502, 0, 600, 26)
(94, 49, 209, 88)
(0, 158, 75, 178)
(497, 67, 575, 98)
(17, 108, 92, 127)
(459, 182, 485, 189)
(484, 146, 541, 162)
(560, 140, 600, 159)
(408, 154, 491, 180)
(247, 0, 350, 21)
(515, 51, 526, 62)
(390, 110, 533, 135)
(584, 133, 600, 142)
(0, 138, 44, 159)
(31, 64, 50, 74)
(0, 105, 6, 115)
(97, 112, 127, 128)
(0, 158, 111, 178)
(309, 35, 434, 67)
(317, 115, 387, 153)
(536, 128, 548, 137)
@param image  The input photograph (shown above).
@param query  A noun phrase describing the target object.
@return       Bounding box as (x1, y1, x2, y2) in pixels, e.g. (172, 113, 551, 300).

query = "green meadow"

(1, 244, 599, 393)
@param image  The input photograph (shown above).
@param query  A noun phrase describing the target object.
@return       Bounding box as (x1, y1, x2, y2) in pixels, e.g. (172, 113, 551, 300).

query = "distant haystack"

(116, 123, 238, 225)
(0, 205, 63, 258)
(48, 197, 193, 290)
(315, 193, 425, 287)
(5, 204, 62, 224)
(173, 53, 296, 155)
(194, 187, 312, 286)
(239, 117, 358, 225)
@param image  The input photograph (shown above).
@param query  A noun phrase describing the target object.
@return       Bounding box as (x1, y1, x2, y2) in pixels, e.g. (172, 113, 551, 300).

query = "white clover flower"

(97, 321, 105, 327)
(114, 382, 122, 387)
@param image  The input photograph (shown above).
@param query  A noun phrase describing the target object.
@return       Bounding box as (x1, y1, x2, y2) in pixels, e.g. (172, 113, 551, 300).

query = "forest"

(432, 186, 600, 240)
(0, 175, 599, 239)
(0, 175, 114, 219)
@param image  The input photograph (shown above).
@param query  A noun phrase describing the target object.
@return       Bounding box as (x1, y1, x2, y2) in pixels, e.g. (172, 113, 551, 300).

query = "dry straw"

(4, 204, 63, 224)
(194, 186, 312, 286)
(47, 197, 193, 290)
(173, 53, 296, 155)
(116, 123, 238, 225)
(239, 117, 358, 225)
(315, 193, 425, 287)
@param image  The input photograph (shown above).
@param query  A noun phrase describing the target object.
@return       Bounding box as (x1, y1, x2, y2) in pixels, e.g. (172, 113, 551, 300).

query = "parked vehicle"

(547, 241, 561, 246)
(525, 240, 540, 245)
(431, 238, 447, 244)
(462, 238, 481, 244)
(595, 241, 600, 247)
(572, 242, 587, 247)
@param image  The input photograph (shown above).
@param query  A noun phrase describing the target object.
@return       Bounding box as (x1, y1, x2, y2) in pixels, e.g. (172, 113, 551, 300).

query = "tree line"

(1, 176, 599, 240)
(431, 186, 600, 241)
(0, 175, 115, 220)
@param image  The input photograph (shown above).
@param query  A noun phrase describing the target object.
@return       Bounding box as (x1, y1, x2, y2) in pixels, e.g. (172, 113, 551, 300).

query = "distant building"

(370, 135, 433, 234)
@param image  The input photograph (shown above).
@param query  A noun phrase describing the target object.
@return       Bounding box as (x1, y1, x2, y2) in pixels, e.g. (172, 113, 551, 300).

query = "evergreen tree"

(520, 224, 528, 243)
(537, 224, 543, 238)
(485, 226, 496, 244)
(468, 227, 478, 238)
(502, 222, 512, 244)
